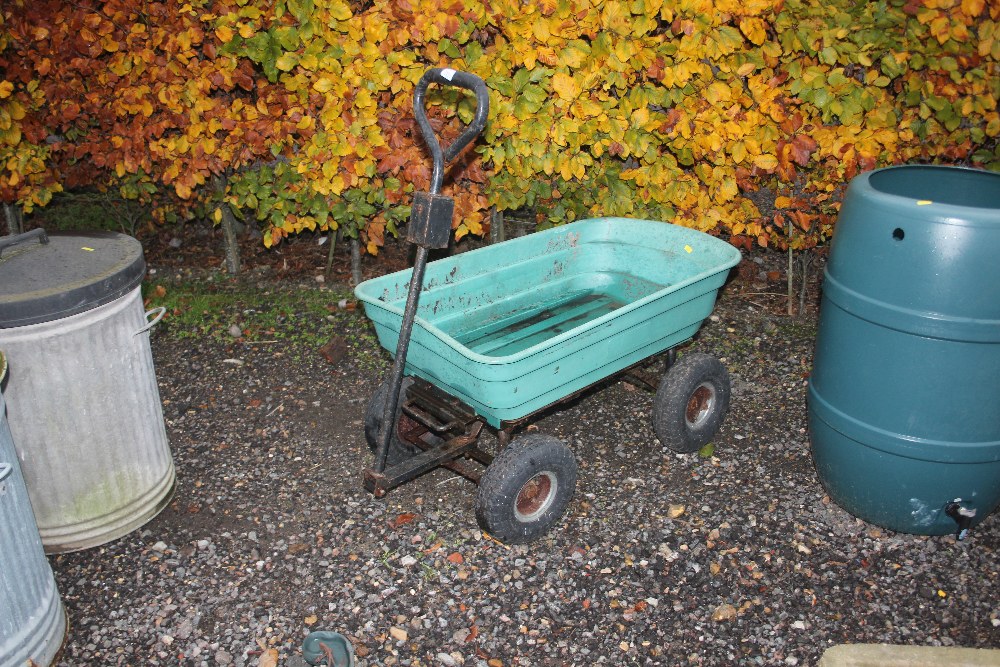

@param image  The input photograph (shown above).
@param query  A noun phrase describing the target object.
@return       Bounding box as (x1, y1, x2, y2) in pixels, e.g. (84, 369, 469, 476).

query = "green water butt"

(808, 165, 1000, 536)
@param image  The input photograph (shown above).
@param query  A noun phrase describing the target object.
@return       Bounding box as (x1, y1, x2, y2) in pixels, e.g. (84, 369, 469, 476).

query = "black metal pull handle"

(413, 68, 489, 195)
(0, 228, 49, 258)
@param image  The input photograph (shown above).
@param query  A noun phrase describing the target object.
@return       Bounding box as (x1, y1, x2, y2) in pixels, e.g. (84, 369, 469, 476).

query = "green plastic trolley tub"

(357, 217, 741, 428)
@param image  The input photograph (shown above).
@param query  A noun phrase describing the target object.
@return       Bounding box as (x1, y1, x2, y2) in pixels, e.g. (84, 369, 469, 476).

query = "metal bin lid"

(0, 230, 146, 328)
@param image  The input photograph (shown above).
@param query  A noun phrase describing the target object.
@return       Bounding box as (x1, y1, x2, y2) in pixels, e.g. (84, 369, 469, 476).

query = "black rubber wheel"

(652, 352, 731, 453)
(364, 377, 422, 467)
(474, 434, 577, 544)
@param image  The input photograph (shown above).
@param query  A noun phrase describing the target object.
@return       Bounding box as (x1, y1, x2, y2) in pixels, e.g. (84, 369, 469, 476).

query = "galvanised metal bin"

(1, 351, 68, 667)
(808, 166, 1000, 536)
(0, 230, 174, 552)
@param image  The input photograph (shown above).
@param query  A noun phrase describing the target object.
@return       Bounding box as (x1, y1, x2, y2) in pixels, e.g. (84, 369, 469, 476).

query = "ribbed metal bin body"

(808, 166, 1000, 535)
(0, 286, 175, 552)
(0, 231, 174, 553)
(1, 355, 67, 666)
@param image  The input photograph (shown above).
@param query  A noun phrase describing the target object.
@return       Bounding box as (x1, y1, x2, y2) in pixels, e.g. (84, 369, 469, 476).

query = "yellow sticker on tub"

(916, 200, 932, 206)
(684, 245, 693, 253)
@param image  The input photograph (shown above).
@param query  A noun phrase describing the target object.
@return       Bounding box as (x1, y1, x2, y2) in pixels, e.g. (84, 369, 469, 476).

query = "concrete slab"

(820, 644, 1000, 667)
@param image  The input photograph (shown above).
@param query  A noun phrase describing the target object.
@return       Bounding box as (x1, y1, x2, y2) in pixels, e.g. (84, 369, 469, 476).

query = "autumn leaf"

(389, 513, 417, 529)
(214, 25, 234, 43)
(960, 0, 985, 15)
(739, 18, 768, 46)
(256, 639, 278, 667)
(551, 72, 580, 101)
(789, 135, 818, 166)
(753, 154, 778, 171)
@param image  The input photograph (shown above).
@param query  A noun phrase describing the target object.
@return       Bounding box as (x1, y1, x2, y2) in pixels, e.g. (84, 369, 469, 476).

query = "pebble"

(712, 604, 738, 622)
(436, 652, 459, 666)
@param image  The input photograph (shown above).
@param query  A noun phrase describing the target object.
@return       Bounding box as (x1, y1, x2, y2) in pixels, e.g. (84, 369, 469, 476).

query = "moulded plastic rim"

(355, 218, 742, 366)
(857, 165, 1000, 221)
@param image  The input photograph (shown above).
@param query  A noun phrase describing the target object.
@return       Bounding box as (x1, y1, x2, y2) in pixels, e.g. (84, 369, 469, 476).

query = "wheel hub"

(515, 472, 558, 523)
(686, 382, 716, 428)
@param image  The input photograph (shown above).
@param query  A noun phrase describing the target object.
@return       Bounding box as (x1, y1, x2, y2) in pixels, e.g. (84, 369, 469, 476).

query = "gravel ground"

(47, 256, 999, 667)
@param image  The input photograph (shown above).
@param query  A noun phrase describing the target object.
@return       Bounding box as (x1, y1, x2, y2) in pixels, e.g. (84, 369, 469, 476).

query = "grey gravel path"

(47, 270, 999, 666)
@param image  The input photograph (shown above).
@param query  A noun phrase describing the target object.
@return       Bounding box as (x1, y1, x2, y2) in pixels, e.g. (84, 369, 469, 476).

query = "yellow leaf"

(552, 72, 580, 102)
(213, 207, 223, 222)
(329, 1, 352, 20)
(257, 648, 278, 667)
(739, 18, 768, 46)
(275, 54, 298, 72)
(542, 154, 555, 175)
(601, 1, 630, 34)
(238, 23, 256, 39)
(558, 42, 589, 69)
(719, 176, 739, 201)
(731, 141, 746, 163)
(753, 154, 778, 170)
(0, 81, 14, 99)
(704, 81, 732, 104)
(214, 25, 234, 43)
(532, 17, 551, 43)
(961, 0, 985, 16)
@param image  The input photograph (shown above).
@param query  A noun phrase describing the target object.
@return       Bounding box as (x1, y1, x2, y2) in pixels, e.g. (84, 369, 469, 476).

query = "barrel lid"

(0, 230, 146, 328)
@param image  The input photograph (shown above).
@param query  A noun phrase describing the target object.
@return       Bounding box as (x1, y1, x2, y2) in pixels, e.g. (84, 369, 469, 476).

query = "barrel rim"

(857, 164, 1000, 216)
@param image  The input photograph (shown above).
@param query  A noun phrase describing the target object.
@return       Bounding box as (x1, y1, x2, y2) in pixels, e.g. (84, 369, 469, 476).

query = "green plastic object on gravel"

(302, 631, 354, 667)
(356, 216, 741, 427)
(809, 165, 1000, 537)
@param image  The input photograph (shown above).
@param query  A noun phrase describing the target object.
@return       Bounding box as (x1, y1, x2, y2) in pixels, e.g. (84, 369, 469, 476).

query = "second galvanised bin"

(1, 351, 68, 667)
(808, 165, 1000, 536)
(0, 230, 174, 552)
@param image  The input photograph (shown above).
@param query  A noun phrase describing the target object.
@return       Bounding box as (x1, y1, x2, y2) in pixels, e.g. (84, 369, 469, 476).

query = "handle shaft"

(372, 68, 489, 474)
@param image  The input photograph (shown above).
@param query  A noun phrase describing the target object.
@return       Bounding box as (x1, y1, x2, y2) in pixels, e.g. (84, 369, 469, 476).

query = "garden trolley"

(355, 68, 741, 544)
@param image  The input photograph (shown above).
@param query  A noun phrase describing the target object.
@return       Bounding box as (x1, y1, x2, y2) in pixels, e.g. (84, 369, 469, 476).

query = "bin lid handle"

(0, 228, 49, 258)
